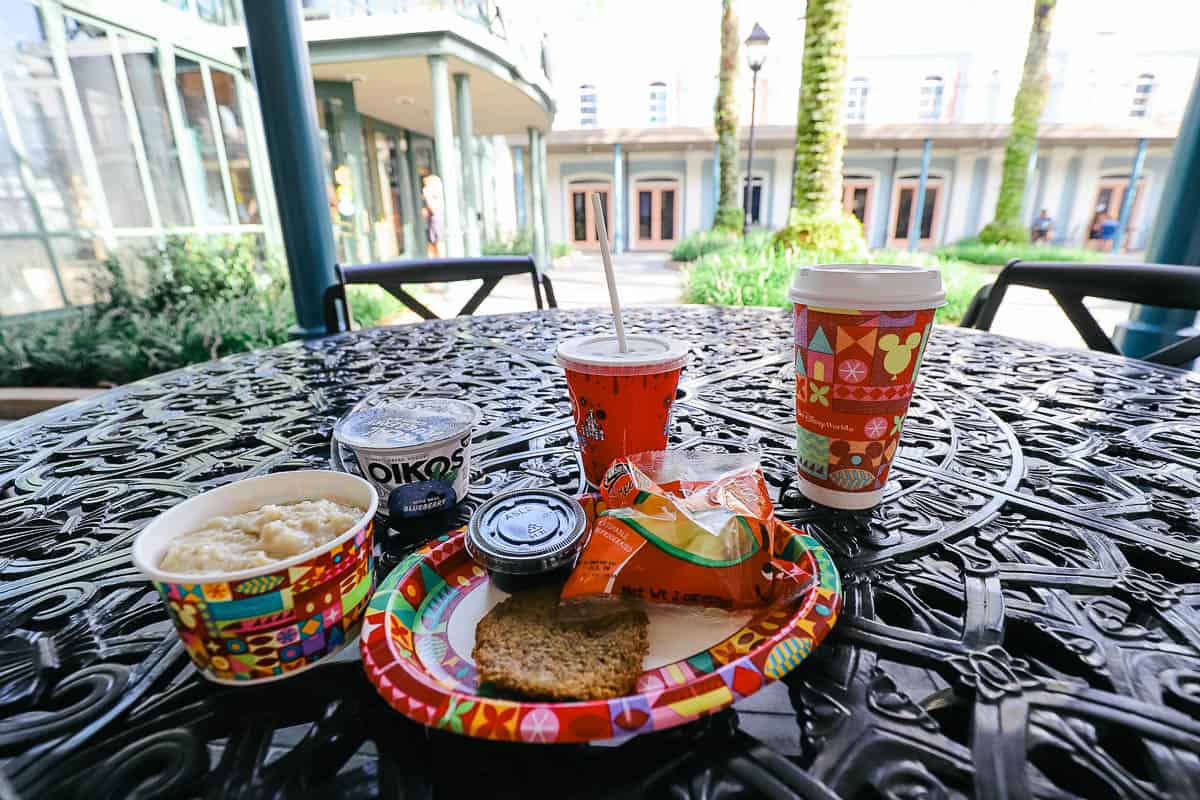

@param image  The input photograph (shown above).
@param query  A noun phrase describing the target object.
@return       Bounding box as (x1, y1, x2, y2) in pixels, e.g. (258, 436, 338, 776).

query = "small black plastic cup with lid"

(465, 488, 589, 592)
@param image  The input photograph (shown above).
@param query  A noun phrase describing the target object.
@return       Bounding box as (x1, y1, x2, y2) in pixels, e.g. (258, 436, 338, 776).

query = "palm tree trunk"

(982, 0, 1056, 243)
(713, 0, 741, 231)
(790, 0, 850, 217)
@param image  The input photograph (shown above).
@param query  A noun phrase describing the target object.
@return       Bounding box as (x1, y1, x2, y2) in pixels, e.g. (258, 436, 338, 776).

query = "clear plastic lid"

(556, 334, 689, 375)
(789, 263, 946, 311)
(466, 489, 588, 575)
(334, 397, 481, 451)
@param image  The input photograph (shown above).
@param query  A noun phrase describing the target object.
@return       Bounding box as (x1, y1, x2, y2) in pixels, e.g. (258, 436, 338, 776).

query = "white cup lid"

(556, 334, 688, 368)
(789, 263, 946, 311)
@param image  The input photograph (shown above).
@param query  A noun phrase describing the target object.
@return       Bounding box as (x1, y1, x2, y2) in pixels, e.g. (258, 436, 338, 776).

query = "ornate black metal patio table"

(3, 306, 1199, 799)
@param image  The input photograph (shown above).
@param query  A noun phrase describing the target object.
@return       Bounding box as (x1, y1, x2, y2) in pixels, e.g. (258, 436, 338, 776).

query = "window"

(579, 83, 598, 127)
(64, 17, 152, 228)
(209, 69, 259, 223)
(919, 75, 944, 121)
(649, 81, 668, 125)
(118, 34, 192, 227)
(842, 177, 873, 226)
(176, 57, 230, 224)
(846, 77, 869, 122)
(1130, 73, 1155, 118)
(741, 176, 764, 226)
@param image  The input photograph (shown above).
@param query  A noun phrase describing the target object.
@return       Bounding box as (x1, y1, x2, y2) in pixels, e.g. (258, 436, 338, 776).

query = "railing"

(297, 0, 546, 82)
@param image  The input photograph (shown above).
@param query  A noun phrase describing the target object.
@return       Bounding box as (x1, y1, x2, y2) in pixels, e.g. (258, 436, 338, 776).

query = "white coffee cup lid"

(556, 334, 688, 368)
(789, 263, 946, 311)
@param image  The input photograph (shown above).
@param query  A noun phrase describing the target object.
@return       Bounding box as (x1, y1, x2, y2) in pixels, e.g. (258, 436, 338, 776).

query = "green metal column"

(1113, 67, 1200, 359)
(537, 128, 552, 269)
(612, 142, 624, 253)
(907, 138, 933, 252)
(404, 131, 427, 253)
(1111, 137, 1147, 254)
(243, 0, 340, 338)
(513, 145, 526, 230)
(428, 55, 462, 257)
(394, 133, 419, 256)
(453, 72, 481, 256)
(527, 127, 546, 272)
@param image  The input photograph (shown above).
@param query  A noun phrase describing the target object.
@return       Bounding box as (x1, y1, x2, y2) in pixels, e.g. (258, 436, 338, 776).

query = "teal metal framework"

(1114, 68, 1200, 360)
(907, 138, 933, 252)
(243, 0, 339, 337)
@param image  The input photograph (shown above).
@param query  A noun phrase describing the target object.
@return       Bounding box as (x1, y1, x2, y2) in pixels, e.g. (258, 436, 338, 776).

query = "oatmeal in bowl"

(133, 470, 378, 684)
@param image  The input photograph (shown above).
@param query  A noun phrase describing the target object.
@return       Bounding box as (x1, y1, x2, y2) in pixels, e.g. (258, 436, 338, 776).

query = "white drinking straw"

(591, 191, 627, 353)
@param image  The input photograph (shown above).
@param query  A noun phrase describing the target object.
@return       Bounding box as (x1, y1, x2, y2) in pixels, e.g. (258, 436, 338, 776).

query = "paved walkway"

(384, 252, 1134, 354)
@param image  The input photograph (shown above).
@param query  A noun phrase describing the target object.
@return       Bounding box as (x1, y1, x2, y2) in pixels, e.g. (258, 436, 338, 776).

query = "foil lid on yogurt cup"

(334, 397, 481, 451)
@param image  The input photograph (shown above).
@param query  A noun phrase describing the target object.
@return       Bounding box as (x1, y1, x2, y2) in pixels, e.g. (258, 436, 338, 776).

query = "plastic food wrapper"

(562, 451, 798, 610)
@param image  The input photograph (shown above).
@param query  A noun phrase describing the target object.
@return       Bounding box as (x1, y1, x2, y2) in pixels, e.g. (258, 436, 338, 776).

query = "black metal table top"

(3, 306, 1200, 799)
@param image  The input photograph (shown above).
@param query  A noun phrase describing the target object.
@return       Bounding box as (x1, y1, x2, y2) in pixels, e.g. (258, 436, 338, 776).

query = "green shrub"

(552, 242, 574, 259)
(670, 229, 740, 262)
(977, 220, 1030, 245)
(936, 237, 1095, 266)
(346, 284, 405, 328)
(482, 229, 534, 255)
(773, 209, 867, 257)
(683, 241, 989, 325)
(0, 235, 295, 388)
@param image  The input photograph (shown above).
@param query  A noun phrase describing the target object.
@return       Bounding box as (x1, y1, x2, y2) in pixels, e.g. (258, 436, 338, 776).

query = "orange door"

(568, 183, 612, 250)
(631, 181, 680, 250)
(887, 178, 943, 249)
(842, 179, 874, 229)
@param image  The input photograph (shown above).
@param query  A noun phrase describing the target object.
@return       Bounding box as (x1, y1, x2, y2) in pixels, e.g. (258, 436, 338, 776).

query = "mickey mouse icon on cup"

(877, 332, 923, 380)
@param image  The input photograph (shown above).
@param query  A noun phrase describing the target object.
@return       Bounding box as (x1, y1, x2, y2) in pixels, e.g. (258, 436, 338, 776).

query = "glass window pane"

(209, 68, 258, 224)
(1, 3, 95, 233)
(176, 57, 229, 224)
(64, 17, 152, 228)
(920, 187, 937, 239)
(660, 189, 674, 239)
(54, 235, 104, 304)
(851, 187, 868, 223)
(0, 237, 60, 314)
(118, 35, 191, 227)
(572, 191, 585, 240)
(638, 191, 651, 239)
(894, 188, 913, 238)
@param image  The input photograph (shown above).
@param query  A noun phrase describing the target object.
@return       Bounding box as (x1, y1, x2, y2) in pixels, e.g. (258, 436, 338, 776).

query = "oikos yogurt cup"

(556, 334, 689, 487)
(789, 264, 944, 510)
(334, 397, 482, 518)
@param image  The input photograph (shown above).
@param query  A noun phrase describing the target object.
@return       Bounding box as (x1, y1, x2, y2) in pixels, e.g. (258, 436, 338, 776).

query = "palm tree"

(980, 0, 1057, 244)
(776, 0, 863, 252)
(713, 0, 742, 232)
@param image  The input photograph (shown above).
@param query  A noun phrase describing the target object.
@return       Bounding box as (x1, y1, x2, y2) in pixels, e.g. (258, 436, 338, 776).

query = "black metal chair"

(323, 255, 557, 334)
(960, 259, 1200, 367)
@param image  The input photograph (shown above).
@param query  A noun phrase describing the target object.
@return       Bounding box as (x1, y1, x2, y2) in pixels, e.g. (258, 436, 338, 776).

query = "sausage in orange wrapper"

(561, 451, 775, 610)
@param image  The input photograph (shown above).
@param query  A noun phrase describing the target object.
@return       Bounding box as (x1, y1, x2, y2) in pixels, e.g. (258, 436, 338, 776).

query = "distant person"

(1098, 213, 1120, 249)
(1030, 209, 1053, 243)
(1087, 206, 1107, 250)
(421, 175, 443, 258)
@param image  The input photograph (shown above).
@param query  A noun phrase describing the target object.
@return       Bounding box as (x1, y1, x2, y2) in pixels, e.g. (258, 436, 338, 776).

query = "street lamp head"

(745, 23, 770, 72)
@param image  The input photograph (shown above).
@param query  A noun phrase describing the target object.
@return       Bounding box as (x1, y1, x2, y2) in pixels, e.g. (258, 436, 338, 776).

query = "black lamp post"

(743, 22, 769, 236)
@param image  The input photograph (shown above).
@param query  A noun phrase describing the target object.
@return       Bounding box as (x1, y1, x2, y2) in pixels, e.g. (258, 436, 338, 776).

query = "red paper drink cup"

(556, 333, 689, 487)
(790, 264, 945, 510)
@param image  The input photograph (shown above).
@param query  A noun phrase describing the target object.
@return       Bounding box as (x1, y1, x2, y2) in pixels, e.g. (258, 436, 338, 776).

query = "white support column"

(684, 148, 705, 235)
(945, 149, 973, 243)
(528, 127, 546, 272)
(453, 72, 480, 256)
(428, 54, 463, 257)
(770, 148, 792, 228)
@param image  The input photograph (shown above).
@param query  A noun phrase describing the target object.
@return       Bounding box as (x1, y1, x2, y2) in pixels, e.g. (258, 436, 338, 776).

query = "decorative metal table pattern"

(2, 307, 1199, 799)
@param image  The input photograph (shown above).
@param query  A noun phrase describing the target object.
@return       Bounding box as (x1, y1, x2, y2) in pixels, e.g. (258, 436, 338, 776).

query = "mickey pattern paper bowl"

(132, 470, 378, 684)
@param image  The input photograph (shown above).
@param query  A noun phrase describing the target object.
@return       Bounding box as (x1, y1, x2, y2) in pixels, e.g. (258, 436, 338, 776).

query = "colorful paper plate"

(360, 512, 841, 744)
